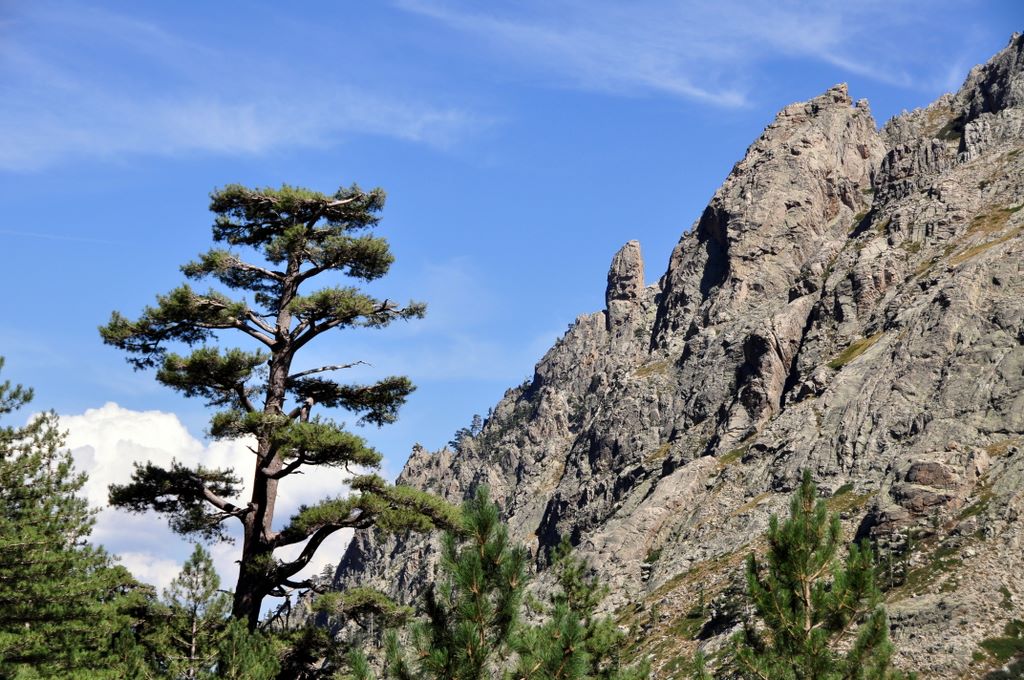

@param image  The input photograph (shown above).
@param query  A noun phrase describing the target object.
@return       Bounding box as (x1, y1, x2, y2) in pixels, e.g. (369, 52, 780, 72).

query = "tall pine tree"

(730, 470, 912, 680)
(100, 184, 459, 627)
(0, 358, 152, 678)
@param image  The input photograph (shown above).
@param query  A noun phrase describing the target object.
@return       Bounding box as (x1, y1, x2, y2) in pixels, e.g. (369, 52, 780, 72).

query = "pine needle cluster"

(729, 470, 913, 680)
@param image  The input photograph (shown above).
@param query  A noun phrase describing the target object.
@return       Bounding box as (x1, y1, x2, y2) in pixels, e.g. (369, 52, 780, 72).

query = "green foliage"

(216, 618, 279, 680)
(314, 586, 413, 628)
(375, 490, 645, 680)
(109, 461, 242, 542)
(99, 183, 456, 625)
(980, 620, 1024, 665)
(512, 538, 650, 680)
(272, 624, 340, 680)
(157, 544, 233, 679)
(129, 544, 279, 679)
(0, 359, 156, 678)
(730, 471, 912, 680)
(691, 651, 712, 680)
(385, 487, 528, 680)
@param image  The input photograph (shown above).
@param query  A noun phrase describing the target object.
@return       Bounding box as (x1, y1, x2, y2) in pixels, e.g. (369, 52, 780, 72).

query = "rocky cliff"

(335, 34, 1024, 678)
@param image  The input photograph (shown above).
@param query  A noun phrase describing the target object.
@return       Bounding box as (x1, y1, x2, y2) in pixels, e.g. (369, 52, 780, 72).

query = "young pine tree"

(512, 538, 649, 680)
(372, 490, 645, 680)
(0, 358, 152, 678)
(158, 544, 232, 679)
(215, 618, 279, 680)
(100, 184, 459, 628)
(731, 470, 912, 680)
(152, 543, 278, 680)
(382, 486, 529, 680)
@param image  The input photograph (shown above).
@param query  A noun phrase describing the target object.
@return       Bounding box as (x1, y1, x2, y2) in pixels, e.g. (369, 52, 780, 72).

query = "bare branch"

(287, 362, 368, 381)
(217, 321, 274, 347)
(245, 309, 276, 336)
(200, 487, 251, 525)
(226, 256, 283, 282)
(282, 577, 316, 589)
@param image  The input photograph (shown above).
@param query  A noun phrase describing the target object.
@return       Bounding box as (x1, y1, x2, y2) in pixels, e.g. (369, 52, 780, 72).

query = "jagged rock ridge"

(335, 35, 1024, 678)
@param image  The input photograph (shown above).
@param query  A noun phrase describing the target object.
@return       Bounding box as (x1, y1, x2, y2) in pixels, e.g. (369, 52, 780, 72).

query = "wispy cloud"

(0, 228, 120, 245)
(0, 4, 488, 172)
(396, 0, 984, 106)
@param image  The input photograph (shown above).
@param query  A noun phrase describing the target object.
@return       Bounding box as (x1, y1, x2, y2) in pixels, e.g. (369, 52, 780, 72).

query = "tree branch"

(271, 506, 373, 551)
(261, 456, 306, 480)
(245, 309, 276, 336)
(287, 362, 368, 380)
(198, 320, 273, 347)
(200, 485, 247, 515)
(275, 519, 369, 580)
(286, 396, 314, 421)
(185, 293, 274, 346)
(227, 256, 283, 282)
(291, 299, 395, 350)
(234, 384, 256, 413)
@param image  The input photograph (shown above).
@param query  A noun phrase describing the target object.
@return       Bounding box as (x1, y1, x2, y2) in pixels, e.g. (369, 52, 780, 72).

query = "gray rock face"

(334, 35, 1024, 677)
(606, 240, 645, 340)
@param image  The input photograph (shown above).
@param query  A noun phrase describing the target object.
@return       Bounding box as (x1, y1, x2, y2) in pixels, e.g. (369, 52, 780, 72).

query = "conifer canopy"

(100, 184, 459, 628)
(730, 470, 911, 680)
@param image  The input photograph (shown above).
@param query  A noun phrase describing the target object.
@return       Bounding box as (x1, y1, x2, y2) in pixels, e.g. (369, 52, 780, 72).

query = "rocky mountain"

(334, 34, 1024, 678)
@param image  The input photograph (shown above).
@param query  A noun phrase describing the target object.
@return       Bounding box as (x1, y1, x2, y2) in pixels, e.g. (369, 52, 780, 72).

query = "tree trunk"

(232, 259, 298, 629)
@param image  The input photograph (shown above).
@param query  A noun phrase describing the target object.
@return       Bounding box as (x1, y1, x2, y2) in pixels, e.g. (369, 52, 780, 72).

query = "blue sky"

(1, 0, 1020, 591)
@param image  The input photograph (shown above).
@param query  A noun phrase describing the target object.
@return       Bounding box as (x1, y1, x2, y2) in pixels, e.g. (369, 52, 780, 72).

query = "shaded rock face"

(335, 35, 1024, 678)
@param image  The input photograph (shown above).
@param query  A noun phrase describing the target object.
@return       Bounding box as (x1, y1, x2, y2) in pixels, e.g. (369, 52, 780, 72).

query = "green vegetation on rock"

(727, 471, 913, 680)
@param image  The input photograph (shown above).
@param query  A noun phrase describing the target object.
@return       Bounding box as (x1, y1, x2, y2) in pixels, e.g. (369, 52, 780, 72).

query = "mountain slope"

(335, 34, 1024, 678)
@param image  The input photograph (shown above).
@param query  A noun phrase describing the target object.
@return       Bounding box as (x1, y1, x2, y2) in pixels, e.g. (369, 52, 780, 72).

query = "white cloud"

(117, 552, 183, 594)
(396, 0, 980, 105)
(58, 403, 356, 596)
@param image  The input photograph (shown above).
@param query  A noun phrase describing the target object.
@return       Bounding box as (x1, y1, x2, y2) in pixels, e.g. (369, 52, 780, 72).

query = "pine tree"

(215, 618, 279, 680)
(511, 538, 649, 680)
(157, 544, 232, 679)
(0, 358, 153, 678)
(100, 183, 460, 627)
(374, 491, 645, 680)
(731, 470, 912, 680)
(384, 486, 529, 680)
(146, 544, 279, 680)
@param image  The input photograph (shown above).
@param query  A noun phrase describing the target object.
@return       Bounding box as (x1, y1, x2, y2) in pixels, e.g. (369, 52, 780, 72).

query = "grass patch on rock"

(946, 205, 1024, 266)
(645, 442, 671, 464)
(980, 620, 1024, 663)
(719, 445, 748, 467)
(828, 332, 884, 370)
(635, 360, 671, 378)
